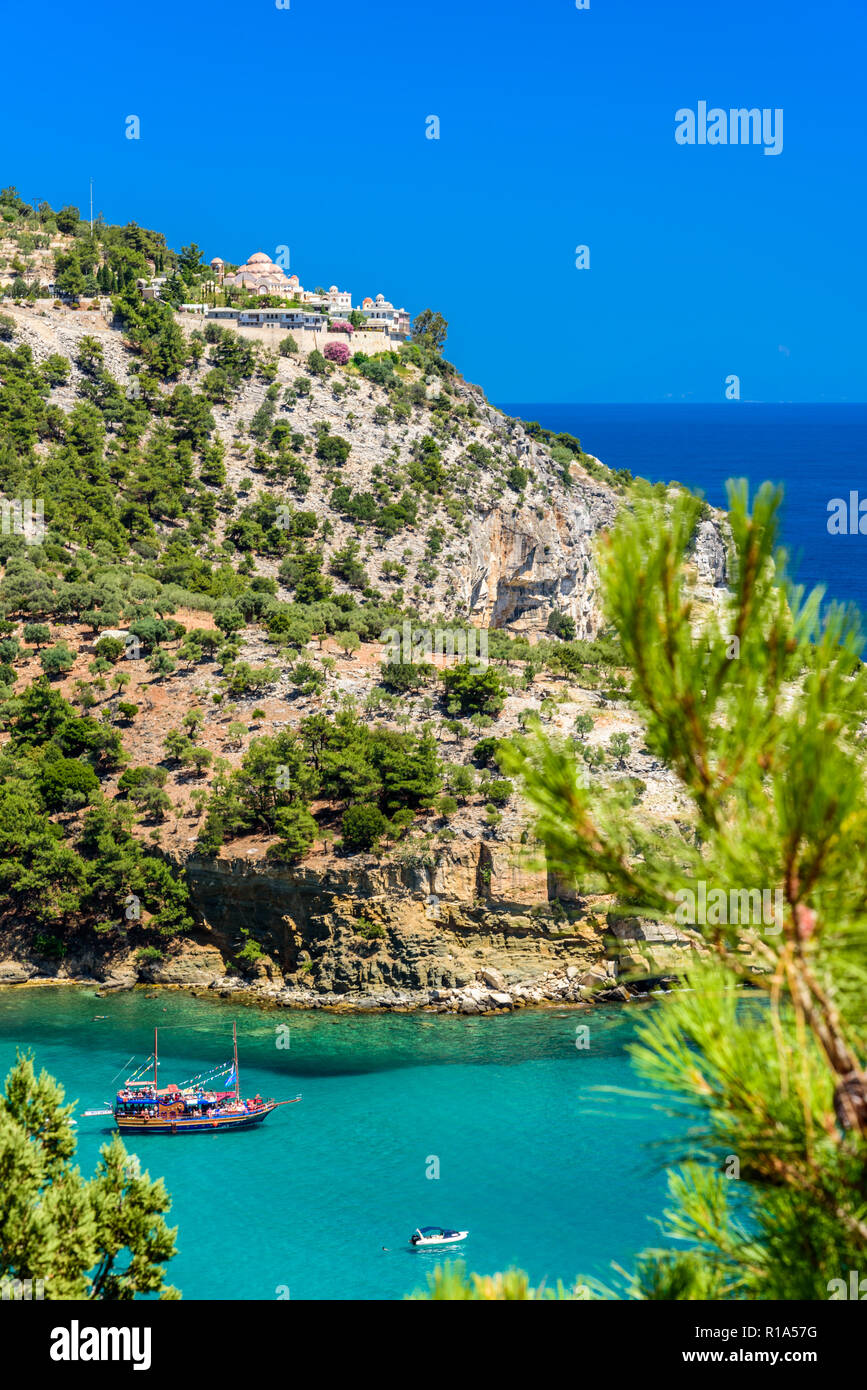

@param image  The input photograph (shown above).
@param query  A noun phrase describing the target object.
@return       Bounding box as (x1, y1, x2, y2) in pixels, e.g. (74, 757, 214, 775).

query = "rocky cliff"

(0, 291, 722, 1013)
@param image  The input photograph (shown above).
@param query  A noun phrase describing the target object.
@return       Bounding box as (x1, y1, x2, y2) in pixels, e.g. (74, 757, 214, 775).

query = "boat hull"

(409, 1232, 469, 1248)
(115, 1103, 278, 1135)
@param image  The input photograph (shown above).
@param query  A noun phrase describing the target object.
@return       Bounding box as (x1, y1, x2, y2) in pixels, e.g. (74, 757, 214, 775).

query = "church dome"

(247, 252, 273, 266)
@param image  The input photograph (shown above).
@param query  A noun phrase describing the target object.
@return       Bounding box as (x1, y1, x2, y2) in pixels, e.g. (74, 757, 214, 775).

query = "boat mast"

(154, 1027, 158, 1092)
(233, 1020, 239, 1100)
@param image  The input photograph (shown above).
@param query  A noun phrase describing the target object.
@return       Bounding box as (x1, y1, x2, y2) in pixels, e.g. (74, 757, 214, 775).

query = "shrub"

(547, 611, 577, 642)
(472, 737, 502, 767)
(23, 623, 51, 648)
(483, 778, 513, 806)
(38, 757, 100, 811)
(324, 342, 350, 366)
(442, 665, 506, 718)
(40, 642, 76, 679)
(94, 636, 126, 663)
(316, 433, 351, 466)
(341, 802, 389, 852)
(355, 916, 385, 939)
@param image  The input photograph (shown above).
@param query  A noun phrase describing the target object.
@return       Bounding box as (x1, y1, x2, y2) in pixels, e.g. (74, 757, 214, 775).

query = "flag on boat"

(225, 1067, 236, 1088)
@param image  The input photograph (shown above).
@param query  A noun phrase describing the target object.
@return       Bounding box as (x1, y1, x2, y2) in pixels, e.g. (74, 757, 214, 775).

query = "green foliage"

(546, 610, 576, 642)
(316, 432, 351, 467)
(481, 777, 513, 806)
(37, 756, 100, 812)
(380, 660, 432, 694)
(0, 1053, 179, 1299)
(503, 481, 867, 1300)
(442, 665, 506, 719)
(341, 802, 389, 852)
(410, 1260, 587, 1301)
(39, 641, 76, 678)
(410, 309, 448, 354)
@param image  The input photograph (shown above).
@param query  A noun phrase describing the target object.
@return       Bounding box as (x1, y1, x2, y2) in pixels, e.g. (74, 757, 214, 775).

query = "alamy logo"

(49, 1320, 152, 1371)
(827, 1271, 867, 1300)
(2, 1278, 45, 1299)
(674, 881, 783, 933)
(380, 622, 488, 668)
(827, 493, 867, 534)
(0, 496, 44, 545)
(675, 103, 783, 156)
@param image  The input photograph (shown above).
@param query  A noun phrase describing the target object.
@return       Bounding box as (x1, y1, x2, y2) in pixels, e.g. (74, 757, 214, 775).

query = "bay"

(0, 987, 679, 1301)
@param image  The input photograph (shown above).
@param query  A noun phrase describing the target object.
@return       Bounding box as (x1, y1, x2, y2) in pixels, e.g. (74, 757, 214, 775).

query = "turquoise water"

(0, 988, 683, 1300)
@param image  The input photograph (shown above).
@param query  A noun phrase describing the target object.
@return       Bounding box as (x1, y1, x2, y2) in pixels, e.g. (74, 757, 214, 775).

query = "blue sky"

(2, 0, 865, 402)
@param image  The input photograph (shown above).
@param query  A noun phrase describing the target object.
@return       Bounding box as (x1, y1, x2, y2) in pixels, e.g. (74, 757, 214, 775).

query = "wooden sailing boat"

(113, 1022, 300, 1135)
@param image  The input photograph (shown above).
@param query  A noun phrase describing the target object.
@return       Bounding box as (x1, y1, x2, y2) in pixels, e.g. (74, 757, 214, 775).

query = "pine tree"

(0, 1054, 179, 1299)
(502, 482, 867, 1300)
(419, 482, 867, 1300)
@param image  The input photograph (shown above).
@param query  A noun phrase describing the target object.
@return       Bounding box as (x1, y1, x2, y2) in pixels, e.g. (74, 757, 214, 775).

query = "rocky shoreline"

(0, 955, 669, 1016)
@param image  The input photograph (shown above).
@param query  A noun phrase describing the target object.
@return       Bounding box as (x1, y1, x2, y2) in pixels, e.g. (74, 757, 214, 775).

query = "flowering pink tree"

(324, 341, 350, 365)
(330, 320, 354, 335)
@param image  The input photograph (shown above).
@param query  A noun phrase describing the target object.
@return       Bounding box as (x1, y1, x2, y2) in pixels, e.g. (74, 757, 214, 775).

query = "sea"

(499, 403, 867, 621)
(0, 987, 680, 1302)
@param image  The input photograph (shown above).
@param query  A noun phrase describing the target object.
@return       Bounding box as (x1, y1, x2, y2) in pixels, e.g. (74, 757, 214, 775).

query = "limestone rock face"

(693, 518, 729, 588)
(140, 942, 228, 986)
(0, 960, 37, 983)
(607, 913, 702, 974)
(463, 475, 619, 638)
(178, 844, 603, 998)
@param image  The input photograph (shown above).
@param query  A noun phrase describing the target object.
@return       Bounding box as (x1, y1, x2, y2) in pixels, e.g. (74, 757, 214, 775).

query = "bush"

(547, 611, 577, 642)
(483, 778, 513, 806)
(23, 623, 51, 648)
(94, 636, 126, 662)
(472, 737, 502, 768)
(341, 802, 389, 852)
(324, 341, 350, 366)
(379, 660, 431, 693)
(316, 433, 351, 466)
(38, 757, 100, 811)
(40, 642, 76, 679)
(136, 946, 165, 963)
(442, 665, 506, 718)
(354, 916, 385, 939)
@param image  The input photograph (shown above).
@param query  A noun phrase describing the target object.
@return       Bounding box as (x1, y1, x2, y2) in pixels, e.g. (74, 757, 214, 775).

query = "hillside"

(0, 190, 727, 1010)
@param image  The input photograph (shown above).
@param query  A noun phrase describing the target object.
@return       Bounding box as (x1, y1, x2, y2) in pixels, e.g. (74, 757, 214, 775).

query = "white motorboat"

(409, 1226, 468, 1248)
